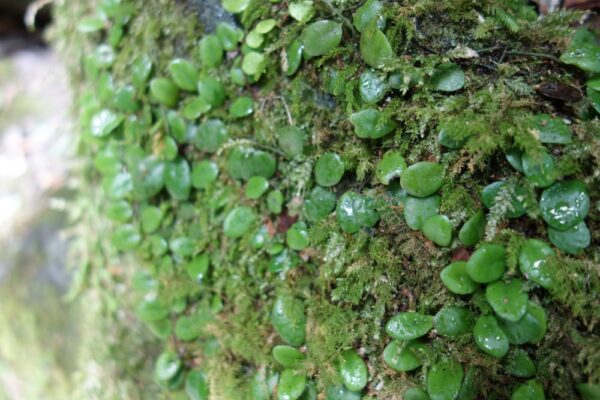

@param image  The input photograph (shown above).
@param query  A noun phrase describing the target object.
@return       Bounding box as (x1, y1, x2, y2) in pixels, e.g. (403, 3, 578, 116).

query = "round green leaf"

(273, 345, 305, 367)
(518, 239, 556, 289)
(504, 348, 536, 378)
(482, 180, 530, 219)
(375, 151, 407, 185)
(511, 379, 545, 400)
(314, 153, 345, 187)
(165, 158, 191, 200)
(486, 279, 528, 322)
(287, 221, 310, 250)
(466, 243, 506, 283)
(403, 194, 440, 230)
(304, 186, 336, 222)
(440, 261, 480, 295)
(353, 0, 385, 32)
(186, 370, 209, 400)
(336, 191, 380, 233)
(433, 306, 473, 337)
(400, 162, 444, 198)
(533, 114, 572, 144)
(216, 22, 242, 51)
(349, 108, 396, 139)
(360, 25, 394, 68)
(192, 160, 219, 189)
(91, 109, 123, 138)
(267, 190, 284, 214)
(223, 206, 256, 238)
(522, 150, 557, 188)
(301, 20, 342, 58)
(271, 295, 306, 346)
(548, 221, 591, 255)
(339, 349, 368, 391)
(150, 78, 179, 107)
(168, 58, 198, 91)
(430, 63, 465, 92)
(403, 388, 430, 400)
(385, 312, 433, 340)
(473, 315, 509, 358)
(229, 96, 254, 118)
(283, 40, 304, 76)
(198, 77, 226, 108)
(199, 34, 223, 68)
(278, 126, 305, 157)
(242, 51, 266, 76)
(222, 0, 251, 13)
(426, 358, 464, 400)
(186, 253, 210, 283)
(498, 301, 547, 345)
(422, 214, 453, 247)
(383, 340, 431, 372)
(246, 176, 269, 199)
(112, 224, 141, 251)
(539, 180, 589, 231)
(154, 352, 182, 383)
(359, 69, 388, 104)
(141, 205, 163, 233)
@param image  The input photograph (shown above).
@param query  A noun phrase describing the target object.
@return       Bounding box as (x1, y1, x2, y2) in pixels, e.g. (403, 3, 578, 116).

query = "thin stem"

(320, 0, 357, 35)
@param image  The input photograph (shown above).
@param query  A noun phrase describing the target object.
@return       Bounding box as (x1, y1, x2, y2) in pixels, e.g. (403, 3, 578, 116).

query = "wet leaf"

(422, 215, 453, 247)
(521, 149, 557, 188)
(278, 126, 304, 157)
(165, 158, 192, 200)
(375, 150, 406, 185)
(466, 243, 506, 283)
(404, 195, 440, 230)
(385, 312, 433, 340)
(433, 306, 473, 337)
(559, 28, 600, 73)
(426, 358, 464, 400)
(150, 78, 179, 107)
(400, 162, 444, 198)
(186, 253, 209, 283)
(359, 69, 388, 104)
(91, 109, 123, 138)
(430, 63, 464, 92)
(242, 52, 267, 76)
(112, 224, 141, 251)
(168, 58, 199, 91)
(271, 295, 306, 346)
(301, 20, 342, 58)
(336, 191, 380, 233)
(289, 1, 314, 23)
(194, 119, 229, 153)
(518, 239, 556, 289)
(287, 221, 309, 250)
(353, 0, 385, 32)
(548, 221, 591, 255)
(339, 349, 368, 391)
(440, 261, 480, 295)
(314, 152, 345, 187)
(498, 301, 547, 345)
(304, 186, 336, 222)
(482, 181, 529, 219)
(486, 279, 528, 322)
(360, 24, 394, 68)
(473, 315, 509, 358)
(192, 160, 219, 189)
(539, 180, 589, 231)
(383, 340, 431, 372)
(223, 206, 256, 238)
(349, 108, 396, 139)
(229, 96, 254, 118)
(246, 176, 269, 199)
(216, 22, 243, 51)
(511, 379, 545, 400)
(197, 77, 226, 108)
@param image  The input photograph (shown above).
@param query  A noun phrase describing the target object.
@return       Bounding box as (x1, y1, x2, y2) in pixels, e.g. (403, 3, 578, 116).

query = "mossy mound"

(52, 0, 599, 399)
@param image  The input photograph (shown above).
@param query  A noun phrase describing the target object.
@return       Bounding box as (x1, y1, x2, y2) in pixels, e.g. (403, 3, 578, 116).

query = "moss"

(52, 0, 599, 398)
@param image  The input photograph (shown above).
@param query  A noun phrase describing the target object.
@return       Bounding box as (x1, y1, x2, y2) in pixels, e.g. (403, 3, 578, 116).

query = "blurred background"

(0, 0, 78, 398)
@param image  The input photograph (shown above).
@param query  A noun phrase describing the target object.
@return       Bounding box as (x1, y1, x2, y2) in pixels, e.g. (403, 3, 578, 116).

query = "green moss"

(52, 0, 599, 398)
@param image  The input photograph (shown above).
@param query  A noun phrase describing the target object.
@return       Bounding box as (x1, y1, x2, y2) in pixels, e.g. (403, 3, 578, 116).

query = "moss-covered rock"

(52, 0, 600, 398)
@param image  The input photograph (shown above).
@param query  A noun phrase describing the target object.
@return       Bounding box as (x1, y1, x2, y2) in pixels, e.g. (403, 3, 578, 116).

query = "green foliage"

(52, 0, 600, 398)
